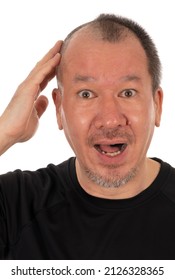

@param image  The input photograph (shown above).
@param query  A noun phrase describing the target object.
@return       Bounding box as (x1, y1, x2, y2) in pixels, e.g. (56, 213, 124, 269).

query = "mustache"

(87, 128, 133, 146)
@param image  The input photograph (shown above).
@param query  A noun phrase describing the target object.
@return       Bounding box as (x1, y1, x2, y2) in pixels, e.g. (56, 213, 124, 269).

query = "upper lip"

(93, 139, 128, 146)
(93, 141, 128, 153)
(94, 141, 128, 155)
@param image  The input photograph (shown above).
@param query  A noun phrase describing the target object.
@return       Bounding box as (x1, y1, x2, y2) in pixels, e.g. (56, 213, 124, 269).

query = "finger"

(22, 52, 61, 99)
(34, 53, 61, 94)
(30, 51, 61, 80)
(36, 40, 63, 66)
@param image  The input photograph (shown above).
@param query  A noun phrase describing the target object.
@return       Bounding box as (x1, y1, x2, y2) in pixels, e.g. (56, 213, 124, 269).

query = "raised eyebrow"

(120, 75, 141, 82)
(73, 74, 141, 83)
(73, 74, 97, 83)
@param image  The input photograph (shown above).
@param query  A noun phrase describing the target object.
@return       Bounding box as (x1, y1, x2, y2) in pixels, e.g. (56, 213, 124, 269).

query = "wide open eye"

(119, 89, 137, 98)
(78, 90, 95, 99)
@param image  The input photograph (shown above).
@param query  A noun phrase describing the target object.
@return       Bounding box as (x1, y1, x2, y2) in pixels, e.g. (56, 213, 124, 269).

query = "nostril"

(93, 110, 128, 129)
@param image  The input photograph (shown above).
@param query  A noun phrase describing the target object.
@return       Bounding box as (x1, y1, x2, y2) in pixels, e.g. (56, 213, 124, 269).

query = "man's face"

(54, 32, 162, 189)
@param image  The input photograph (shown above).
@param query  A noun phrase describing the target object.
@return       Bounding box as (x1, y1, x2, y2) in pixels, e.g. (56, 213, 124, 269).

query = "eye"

(119, 89, 136, 98)
(78, 90, 95, 99)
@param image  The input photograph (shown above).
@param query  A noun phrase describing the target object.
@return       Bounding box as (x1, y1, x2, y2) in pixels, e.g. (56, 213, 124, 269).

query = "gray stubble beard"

(84, 165, 138, 189)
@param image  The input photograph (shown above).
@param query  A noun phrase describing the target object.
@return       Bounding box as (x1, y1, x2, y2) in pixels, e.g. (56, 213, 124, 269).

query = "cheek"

(129, 102, 156, 140)
(61, 105, 91, 148)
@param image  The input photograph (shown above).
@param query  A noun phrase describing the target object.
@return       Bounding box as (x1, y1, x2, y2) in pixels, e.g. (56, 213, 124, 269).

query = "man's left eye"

(120, 89, 136, 97)
(78, 90, 94, 98)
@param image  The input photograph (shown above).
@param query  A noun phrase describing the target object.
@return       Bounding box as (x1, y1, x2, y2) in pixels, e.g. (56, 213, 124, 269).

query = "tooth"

(101, 150, 121, 157)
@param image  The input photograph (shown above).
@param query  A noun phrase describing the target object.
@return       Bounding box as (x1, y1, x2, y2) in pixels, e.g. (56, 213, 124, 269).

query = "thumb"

(35, 95, 49, 118)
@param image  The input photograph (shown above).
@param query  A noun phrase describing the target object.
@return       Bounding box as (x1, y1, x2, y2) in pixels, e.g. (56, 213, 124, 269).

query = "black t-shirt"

(0, 157, 175, 259)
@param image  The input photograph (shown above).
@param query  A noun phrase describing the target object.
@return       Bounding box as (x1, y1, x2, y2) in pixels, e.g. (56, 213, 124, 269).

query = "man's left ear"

(52, 88, 63, 130)
(154, 87, 163, 127)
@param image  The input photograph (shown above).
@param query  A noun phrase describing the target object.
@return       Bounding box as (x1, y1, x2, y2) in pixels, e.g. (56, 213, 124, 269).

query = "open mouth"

(94, 143, 127, 157)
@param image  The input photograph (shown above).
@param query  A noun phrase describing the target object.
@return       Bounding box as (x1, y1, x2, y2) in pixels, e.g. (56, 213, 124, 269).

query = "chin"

(84, 164, 138, 189)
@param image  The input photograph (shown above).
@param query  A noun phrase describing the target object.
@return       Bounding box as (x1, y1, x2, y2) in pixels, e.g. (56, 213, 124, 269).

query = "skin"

(53, 31, 163, 199)
(0, 41, 62, 154)
(0, 31, 163, 200)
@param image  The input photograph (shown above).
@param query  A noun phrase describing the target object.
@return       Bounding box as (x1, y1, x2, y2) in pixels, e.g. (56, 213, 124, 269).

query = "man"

(0, 14, 174, 260)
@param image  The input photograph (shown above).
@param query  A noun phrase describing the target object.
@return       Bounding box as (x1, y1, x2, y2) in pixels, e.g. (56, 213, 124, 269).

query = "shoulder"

(0, 157, 75, 185)
(156, 158, 175, 205)
(0, 157, 75, 212)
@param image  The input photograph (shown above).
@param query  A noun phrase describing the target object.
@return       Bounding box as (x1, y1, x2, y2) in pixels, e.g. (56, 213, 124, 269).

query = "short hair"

(59, 14, 162, 92)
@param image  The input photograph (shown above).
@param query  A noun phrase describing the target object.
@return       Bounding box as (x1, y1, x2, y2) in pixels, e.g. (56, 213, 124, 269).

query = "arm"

(0, 40, 62, 155)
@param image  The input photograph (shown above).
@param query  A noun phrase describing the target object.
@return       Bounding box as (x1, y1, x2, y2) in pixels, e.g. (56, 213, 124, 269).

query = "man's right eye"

(78, 90, 94, 99)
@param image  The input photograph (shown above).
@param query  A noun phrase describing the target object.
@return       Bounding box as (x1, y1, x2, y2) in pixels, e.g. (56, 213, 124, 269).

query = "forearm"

(0, 117, 15, 156)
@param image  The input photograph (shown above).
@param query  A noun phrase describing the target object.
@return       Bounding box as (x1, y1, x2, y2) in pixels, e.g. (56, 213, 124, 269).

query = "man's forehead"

(72, 74, 142, 85)
(73, 75, 96, 83)
(73, 74, 141, 82)
(58, 32, 148, 86)
(61, 25, 97, 55)
(62, 31, 141, 61)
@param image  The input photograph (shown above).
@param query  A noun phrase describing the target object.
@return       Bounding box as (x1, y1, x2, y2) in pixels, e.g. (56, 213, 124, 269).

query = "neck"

(76, 158, 160, 199)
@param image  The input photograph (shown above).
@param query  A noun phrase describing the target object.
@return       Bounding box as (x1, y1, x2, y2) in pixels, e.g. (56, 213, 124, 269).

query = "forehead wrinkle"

(73, 74, 142, 85)
(73, 74, 97, 83)
(119, 75, 141, 83)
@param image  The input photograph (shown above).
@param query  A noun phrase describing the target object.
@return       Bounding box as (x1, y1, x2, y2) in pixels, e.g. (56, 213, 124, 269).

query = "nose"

(94, 95, 128, 129)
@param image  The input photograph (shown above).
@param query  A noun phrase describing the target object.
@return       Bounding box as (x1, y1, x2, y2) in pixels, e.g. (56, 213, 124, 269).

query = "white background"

(0, 0, 175, 173)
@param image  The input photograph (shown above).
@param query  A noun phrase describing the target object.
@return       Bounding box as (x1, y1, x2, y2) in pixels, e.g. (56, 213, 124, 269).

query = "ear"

(52, 88, 63, 130)
(154, 87, 163, 127)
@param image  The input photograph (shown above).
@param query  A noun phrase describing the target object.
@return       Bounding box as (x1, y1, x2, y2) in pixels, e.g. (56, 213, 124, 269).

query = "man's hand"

(0, 40, 62, 155)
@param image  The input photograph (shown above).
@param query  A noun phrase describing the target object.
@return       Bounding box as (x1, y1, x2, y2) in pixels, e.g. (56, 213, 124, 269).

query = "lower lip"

(94, 145, 128, 165)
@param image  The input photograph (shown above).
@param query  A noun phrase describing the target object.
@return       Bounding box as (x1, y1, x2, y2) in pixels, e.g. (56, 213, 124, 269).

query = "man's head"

(53, 14, 163, 193)
(58, 13, 161, 92)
